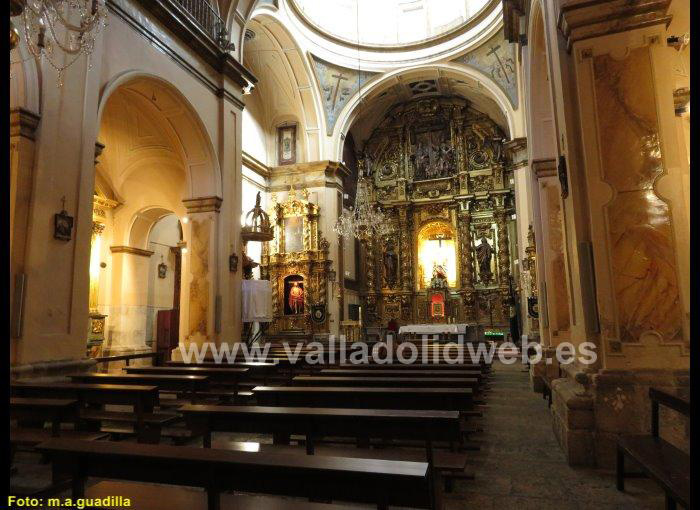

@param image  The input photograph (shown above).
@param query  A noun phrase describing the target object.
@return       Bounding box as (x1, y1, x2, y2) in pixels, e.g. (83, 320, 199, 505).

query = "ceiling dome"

(290, 0, 492, 47)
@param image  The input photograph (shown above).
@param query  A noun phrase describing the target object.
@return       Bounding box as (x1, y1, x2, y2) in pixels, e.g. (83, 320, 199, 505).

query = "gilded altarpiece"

(260, 189, 332, 336)
(358, 97, 517, 329)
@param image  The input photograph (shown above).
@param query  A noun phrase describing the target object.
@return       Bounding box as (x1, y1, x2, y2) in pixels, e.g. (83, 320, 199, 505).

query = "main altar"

(358, 97, 518, 331)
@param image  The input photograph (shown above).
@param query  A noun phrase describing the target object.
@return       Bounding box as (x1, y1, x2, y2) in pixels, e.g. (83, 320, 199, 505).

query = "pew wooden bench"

(10, 398, 108, 460)
(617, 387, 690, 510)
(253, 385, 473, 412)
(37, 438, 434, 510)
(69, 373, 209, 404)
(84, 481, 367, 510)
(319, 368, 484, 381)
(11, 383, 170, 443)
(293, 375, 480, 389)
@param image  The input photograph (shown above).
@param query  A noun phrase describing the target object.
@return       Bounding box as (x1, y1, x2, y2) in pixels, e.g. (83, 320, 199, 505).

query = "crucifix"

(327, 72, 348, 109)
(487, 45, 510, 84)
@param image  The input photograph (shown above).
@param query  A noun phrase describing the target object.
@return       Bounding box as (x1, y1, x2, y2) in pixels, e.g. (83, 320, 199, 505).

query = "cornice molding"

(107, 0, 251, 110)
(182, 196, 223, 213)
(9, 108, 41, 140)
(557, 0, 672, 52)
(110, 245, 154, 257)
(242, 151, 270, 179)
(531, 158, 557, 179)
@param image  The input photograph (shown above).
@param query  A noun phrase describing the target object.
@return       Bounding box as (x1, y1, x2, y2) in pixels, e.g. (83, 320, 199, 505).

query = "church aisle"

(447, 361, 666, 510)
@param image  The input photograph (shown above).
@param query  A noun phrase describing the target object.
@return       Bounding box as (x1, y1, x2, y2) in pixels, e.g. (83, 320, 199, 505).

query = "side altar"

(260, 188, 333, 337)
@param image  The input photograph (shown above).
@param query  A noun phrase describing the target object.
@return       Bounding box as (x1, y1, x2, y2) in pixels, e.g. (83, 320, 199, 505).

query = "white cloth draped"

(242, 280, 272, 322)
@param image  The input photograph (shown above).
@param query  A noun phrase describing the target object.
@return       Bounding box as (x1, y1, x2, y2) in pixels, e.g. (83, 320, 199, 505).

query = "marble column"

(182, 197, 222, 349)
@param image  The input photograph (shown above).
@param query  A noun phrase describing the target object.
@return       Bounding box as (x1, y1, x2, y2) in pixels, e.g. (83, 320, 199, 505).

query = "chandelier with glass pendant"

(333, 166, 393, 243)
(10, 0, 107, 86)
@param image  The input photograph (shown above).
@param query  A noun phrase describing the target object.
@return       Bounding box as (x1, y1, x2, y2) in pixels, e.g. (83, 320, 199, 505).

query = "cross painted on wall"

(487, 44, 514, 84)
(325, 72, 349, 109)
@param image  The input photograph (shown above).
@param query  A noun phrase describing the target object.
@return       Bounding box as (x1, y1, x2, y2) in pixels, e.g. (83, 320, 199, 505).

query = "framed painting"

(278, 124, 297, 165)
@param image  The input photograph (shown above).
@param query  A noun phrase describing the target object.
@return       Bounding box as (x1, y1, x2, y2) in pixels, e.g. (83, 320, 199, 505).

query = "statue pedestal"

(87, 312, 107, 358)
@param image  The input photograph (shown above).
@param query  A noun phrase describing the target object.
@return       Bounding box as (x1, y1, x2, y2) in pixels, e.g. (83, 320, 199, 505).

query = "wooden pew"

(10, 398, 108, 454)
(319, 368, 484, 381)
(179, 404, 459, 453)
(293, 375, 479, 389)
(84, 481, 365, 510)
(123, 366, 248, 389)
(11, 383, 170, 443)
(253, 386, 473, 412)
(37, 438, 434, 510)
(336, 362, 490, 372)
(69, 373, 209, 403)
(617, 387, 689, 510)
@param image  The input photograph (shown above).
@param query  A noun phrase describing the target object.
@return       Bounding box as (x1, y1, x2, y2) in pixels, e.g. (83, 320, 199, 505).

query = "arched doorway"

(89, 76, 220, 357)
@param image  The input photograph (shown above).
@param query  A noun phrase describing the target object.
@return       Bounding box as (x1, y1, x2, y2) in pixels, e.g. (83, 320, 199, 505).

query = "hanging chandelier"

(333, 164, 393, 243)
(332, 0, 393, 244)
(10, 0, 108, 86)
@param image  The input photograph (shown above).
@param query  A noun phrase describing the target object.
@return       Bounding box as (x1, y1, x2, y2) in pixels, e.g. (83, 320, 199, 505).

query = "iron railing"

(172, 0, 227, 46)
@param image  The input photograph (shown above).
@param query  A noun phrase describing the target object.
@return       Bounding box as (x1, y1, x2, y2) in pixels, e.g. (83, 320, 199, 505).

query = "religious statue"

(476, 236, 494, 282)
(430, 262, 448, 289)
(288, 281, 304, 314)
(383, 243, 398, 287)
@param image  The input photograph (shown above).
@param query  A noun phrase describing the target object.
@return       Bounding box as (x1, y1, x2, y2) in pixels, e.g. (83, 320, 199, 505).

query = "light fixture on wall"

(10, 0, 108, 86)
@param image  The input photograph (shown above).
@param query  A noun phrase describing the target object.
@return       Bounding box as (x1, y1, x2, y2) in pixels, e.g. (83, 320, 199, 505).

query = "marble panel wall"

(592, 47, 683, 346)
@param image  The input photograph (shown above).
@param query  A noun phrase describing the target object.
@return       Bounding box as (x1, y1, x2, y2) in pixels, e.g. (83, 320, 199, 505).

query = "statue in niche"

(383, 243, 398, 287)
(430, 262, 448, 289)
(476, 236, 494, 283)
(288, 281, 304, 314)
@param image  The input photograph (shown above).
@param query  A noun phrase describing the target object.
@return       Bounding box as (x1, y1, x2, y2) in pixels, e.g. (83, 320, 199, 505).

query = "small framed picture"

(229, 253, 239, 273)
(158, 262, 168, 279)
(54, 211, 74, 241)
(277, 124, 297, 165)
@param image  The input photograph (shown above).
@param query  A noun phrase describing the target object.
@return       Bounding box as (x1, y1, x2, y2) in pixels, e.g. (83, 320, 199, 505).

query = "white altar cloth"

(398, 324, 469, 335)
(242, 280, 272, 322)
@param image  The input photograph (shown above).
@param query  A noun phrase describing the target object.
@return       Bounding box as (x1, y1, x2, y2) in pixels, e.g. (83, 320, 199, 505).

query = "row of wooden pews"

(11, 339, 492, 509)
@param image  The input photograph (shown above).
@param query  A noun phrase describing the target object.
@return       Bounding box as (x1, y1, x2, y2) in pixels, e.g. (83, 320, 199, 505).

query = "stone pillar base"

(551, 378, 595, 466)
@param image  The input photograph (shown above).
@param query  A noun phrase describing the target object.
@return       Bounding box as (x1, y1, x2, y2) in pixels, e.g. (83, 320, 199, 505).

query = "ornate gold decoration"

(261, 188, 332, 336)
(242, 191, 274, 243)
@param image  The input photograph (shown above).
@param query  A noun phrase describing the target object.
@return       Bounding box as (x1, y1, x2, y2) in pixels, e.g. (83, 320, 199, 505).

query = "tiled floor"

(444, 361, 666, 510)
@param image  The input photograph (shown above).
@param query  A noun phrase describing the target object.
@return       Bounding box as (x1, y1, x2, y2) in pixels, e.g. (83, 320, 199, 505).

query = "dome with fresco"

(290, 0, 495, 48)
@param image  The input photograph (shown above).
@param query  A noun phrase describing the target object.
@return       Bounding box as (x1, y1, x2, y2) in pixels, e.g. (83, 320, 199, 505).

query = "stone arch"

(98, 72, 221, 199)
(10, 41, 42, 115)
(333, 63, 518, 161)
(527, 0, 558, 161)
(241, 12, 323, 163)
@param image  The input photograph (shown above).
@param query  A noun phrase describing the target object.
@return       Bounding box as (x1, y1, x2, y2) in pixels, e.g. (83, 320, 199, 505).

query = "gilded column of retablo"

(592, 47, 683, 345)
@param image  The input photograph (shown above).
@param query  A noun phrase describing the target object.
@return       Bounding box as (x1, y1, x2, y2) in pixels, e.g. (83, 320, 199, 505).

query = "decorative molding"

(9, 108, 41, 139)
(106, 0, 250, 110)
(504, 137, 528, 168)
(242, 151, 270, 179)
(557, 0, 672, 52)
(110, 245, 155, 257)
(182, 195, 223, 213)
(531, 158, 557, 179)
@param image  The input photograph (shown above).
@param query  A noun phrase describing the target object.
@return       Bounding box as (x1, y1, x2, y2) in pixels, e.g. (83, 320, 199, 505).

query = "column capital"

(10, 108, 41, 140)
(557, 0, 672, 52)
(531, 158, 557, 180)
(182, 196, 223, 214)
(110, 245, 154, 257)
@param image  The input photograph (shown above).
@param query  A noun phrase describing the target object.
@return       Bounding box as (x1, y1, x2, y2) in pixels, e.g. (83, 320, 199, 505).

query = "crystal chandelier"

(10, 0, 107, 86)
(333, 165, 393, 243)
